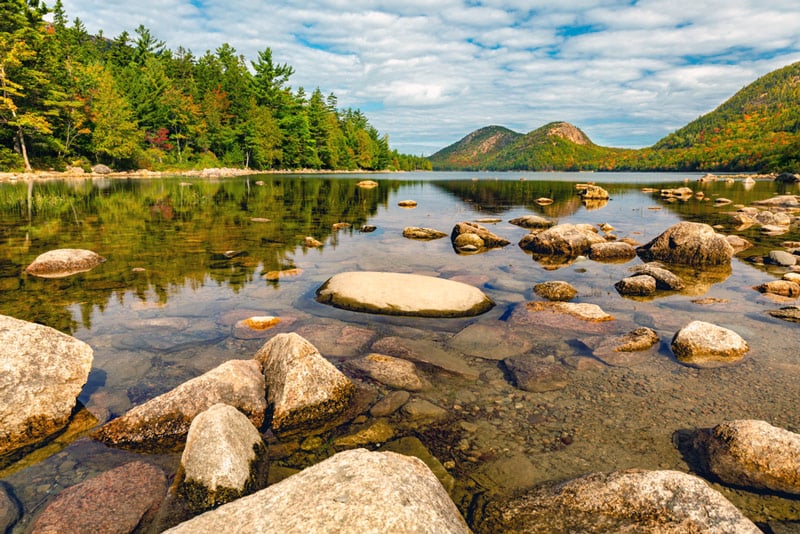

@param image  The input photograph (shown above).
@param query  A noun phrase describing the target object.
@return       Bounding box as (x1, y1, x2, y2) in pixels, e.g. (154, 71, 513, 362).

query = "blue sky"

(57, 0, 800, 155)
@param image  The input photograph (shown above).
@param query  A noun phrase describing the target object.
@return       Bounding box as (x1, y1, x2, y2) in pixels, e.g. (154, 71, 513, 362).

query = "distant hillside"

(430, 61, 800, 172)
(643, 61, 800, 171)
(427, 126, 521, 170)
(429, 121, 631, 171)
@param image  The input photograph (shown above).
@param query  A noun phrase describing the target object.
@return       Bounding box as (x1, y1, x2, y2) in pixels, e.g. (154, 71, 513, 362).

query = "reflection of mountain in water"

(432, 179, 624, 216)
(0, 176, 390, 333)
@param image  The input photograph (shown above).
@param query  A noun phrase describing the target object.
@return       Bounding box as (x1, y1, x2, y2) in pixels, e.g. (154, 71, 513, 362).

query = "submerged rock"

(164, 449, 470, 533)
(93, 359, 266, 451)
(476, 469, 760, 534)
(0, 315, 94, 459)
(25, 248, 106, 278)
(370, 390, 411, 417)
(525, 301, 614, 322)
(254, 333, 355, 436)
(345, 353, 430, 391)
(30, 461, 167, 534)
(316, 271, 495, 317)
(583, 327, 660, 367)
(636, 222, 734, 266)
(334, 419, 395, 448)
(502, 357, 569, 392)
(671, 321, 748, 368)
(694, 420, 800, 495)
(448, 322, 532, 360)
(372, 336, 479, 380)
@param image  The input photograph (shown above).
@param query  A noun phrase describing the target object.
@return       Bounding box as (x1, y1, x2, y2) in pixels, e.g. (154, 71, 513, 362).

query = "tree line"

(0, 0, 431, 172)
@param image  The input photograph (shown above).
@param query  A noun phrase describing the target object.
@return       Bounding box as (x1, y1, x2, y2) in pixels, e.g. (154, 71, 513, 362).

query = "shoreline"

(0, 167, 406, 183)
(0, 168, 788, 184)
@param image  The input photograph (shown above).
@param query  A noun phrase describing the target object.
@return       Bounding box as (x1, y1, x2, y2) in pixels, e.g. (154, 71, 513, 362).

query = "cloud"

(58, 0, 800, 154)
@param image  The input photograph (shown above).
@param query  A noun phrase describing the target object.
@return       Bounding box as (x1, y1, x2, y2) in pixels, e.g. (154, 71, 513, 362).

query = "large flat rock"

(316, 271, 494, 317)
(164, 449, 469, 533)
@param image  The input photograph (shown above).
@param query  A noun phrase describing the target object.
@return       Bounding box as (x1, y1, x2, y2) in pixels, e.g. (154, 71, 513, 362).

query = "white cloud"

(58, 0, 800, 154)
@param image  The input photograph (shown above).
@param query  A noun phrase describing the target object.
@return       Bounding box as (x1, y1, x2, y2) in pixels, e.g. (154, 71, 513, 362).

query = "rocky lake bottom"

(0, 171, 798, 531)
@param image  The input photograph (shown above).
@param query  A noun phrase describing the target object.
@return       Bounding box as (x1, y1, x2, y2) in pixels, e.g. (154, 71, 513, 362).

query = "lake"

(1, 171, 799, 530)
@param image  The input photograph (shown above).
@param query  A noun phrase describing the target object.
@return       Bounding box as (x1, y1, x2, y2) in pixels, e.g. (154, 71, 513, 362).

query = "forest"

(0, 0, 432, 173)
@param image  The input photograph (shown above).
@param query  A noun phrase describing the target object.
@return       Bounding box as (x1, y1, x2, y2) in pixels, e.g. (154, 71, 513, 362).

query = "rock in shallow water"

(615, 274, 657, 296)
(0, 315, 94, 459)
(30, 461, 167, 533)
(533, 280, 577, 301)
(403, 227, 448, 240)
(589, 241, 637, 262)
(694, 419, 800, 495)
(451, 221, 510, 253)
(502, 357, 569, 392)
(176, 403, 268, 511)
(254, 333, 355, 436)
(345, 353, 430, 391)
(636, 221, 733, 266)
(476, 469, 760, 534)
(316, 271, 495, 317)
(93, 359, 266, 451)
(164, 449, 470, 533)
(768, 306, 800, 323)
(583, 327, 660, 367)
(24, 248, 106, 278)
(670, 320, 748, 368)
(519, 223, 606, 258)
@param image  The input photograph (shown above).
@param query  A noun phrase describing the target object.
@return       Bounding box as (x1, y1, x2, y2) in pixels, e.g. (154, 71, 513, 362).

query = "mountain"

(429, 61, 800, 172)
(429, 121, 629, 171)
(427, 126, 522, 170)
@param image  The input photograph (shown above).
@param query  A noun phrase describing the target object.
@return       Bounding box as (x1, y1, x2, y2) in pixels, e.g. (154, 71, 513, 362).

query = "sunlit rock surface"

(24, 248, 105, 278)
(636, 222, 734, 266)
(316, 271, 495, 317)
(0, 315, 93, 459)
(694, 420, 800, 495)
(176, 403, 268, 511)
(476, 469, 760, 533)
(254, 333, 355, 435)
(671, 320, 748, 368)
(164, 449, 470, 534)
(93, 359, 266, 451)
